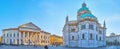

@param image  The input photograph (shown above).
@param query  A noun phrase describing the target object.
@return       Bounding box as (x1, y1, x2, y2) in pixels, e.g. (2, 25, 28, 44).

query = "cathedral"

(63, 3, 106, 47)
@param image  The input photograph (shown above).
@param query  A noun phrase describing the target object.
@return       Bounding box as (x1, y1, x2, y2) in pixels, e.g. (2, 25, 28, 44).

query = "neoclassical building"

(106, 33, 120, 46)
(2, 22, 50, 46)
(63, 3, 106, 47)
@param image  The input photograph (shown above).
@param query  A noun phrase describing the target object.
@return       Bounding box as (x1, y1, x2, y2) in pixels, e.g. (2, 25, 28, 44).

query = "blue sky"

(0, 0, 120, 36)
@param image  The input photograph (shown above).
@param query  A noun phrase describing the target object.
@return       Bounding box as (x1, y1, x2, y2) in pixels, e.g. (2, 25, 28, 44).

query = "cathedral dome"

(78, 3, 89, 12)
(77, 3, 97, 20)
(78, 6, 89, 12)
(80, 13, 97, 19)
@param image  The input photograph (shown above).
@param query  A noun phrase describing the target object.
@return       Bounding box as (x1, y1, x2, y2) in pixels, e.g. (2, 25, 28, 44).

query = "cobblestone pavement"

(0, 45, 120, 49)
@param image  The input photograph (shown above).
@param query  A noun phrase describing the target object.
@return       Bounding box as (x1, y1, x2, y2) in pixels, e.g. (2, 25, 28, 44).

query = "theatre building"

(2, 22, 50, 46)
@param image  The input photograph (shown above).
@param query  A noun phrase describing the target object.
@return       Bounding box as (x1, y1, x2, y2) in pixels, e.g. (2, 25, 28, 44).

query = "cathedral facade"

(63, 3, 106, 47)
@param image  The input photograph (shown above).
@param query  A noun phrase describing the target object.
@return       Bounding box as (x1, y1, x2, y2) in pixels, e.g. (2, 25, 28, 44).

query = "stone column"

(19, 31, 21, 45)
(28, 32, 29, 45)
(23, 32, 25, 45)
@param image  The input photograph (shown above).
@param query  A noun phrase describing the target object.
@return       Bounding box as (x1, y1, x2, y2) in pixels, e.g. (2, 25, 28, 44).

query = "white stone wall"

(2, 30, 19, 45)
(2, 28, 51, 46)
(63, 21, 106, 47)
(106, 35, 120, 45)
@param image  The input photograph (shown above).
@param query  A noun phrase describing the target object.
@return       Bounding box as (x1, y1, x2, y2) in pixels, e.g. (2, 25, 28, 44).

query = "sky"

(0, 0, 120, 36)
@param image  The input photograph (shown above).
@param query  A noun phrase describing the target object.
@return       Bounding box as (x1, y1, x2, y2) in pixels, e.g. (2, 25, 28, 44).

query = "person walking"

(44, 45, 48, 49)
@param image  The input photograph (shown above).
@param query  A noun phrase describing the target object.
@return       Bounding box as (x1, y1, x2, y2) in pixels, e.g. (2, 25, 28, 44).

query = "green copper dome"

(78, 6, 89, 12)
(78, 3, 89, 12)
(80, 13, 97, 19)
(78, 3, 97, 19)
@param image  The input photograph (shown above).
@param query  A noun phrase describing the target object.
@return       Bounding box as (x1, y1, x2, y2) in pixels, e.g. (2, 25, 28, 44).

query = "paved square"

(0, 45, 120, 49)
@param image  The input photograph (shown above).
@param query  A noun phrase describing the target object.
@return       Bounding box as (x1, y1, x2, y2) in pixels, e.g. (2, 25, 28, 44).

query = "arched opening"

(99, 37, 101, 41)
(72, 36, 74, 40)
(82, 34, 85, 40)
(89, 34, 93, 40)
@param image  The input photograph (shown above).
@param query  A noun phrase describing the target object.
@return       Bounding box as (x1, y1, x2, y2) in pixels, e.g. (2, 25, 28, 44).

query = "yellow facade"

(50, 35, 63, 46)
(0, 36, 2, 43)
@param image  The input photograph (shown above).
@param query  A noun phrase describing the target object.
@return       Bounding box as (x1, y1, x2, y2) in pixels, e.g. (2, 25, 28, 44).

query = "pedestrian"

(44, 45, 48, 49)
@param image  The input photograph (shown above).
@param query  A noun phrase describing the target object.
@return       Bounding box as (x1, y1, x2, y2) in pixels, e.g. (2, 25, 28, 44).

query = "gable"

(19, 22, 41, 30)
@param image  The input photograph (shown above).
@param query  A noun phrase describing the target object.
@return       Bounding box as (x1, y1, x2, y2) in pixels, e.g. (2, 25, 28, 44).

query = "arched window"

(99, 37, 101, 41)
(99, 30, 102, 34)
(71, 28, 75, 32)
(81, 25, 86, 30)
(96, 35, 98, 40)
(89, 24, 94, 30)
(82, 34, 85, 40)
(89, 34, 93, 40)
(14, 33, 15, 37)
(72, 36, 74, 40)
(41, 36, 42, 38)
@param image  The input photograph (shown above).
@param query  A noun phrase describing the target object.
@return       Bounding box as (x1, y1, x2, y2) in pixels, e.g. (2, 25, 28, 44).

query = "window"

(99, 30, 102, 34)
(14, 33, 15, 37)
(71, 28, 75, 32)
(99, 37, 101, 41)
(89, 34, 93, 40)
(21, 39, 23, 44)
(82, 34, 85, 40)
(96, 35, 98, 40)
(81, 25, 86, 30)
(89, 24, 94, 30)
(10, 39, 12, 44)
(71, 36, 74, 40)
(44, 36, 46, 39)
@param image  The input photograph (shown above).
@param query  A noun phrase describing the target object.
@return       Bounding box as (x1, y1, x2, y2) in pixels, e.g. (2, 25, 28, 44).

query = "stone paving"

(0, 45, 120, 49)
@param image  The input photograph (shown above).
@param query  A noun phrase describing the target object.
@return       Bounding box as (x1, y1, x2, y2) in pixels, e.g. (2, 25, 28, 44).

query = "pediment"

(19, 22, 41, 30)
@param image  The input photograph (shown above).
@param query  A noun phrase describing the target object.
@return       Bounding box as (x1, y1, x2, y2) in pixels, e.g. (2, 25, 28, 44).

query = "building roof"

(68, 20, 77, 26)
(3, 28, 18, 31)
(19, 22, 41, 30)
(2, 22, 51, 34)
(51, 34, 63, 38)
(40, 30, 51, 34)
(106, 34, 120, 38)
